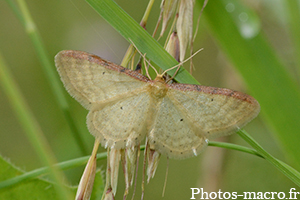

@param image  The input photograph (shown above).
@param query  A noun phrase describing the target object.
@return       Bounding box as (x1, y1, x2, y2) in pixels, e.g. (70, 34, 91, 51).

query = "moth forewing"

(55, 50, 150, 110)
(166, 83, 260, 139)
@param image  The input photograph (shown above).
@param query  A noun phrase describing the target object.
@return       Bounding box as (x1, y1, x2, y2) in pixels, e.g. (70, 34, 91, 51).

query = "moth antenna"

(166, 65, 182, 83)
(162, 157, 169, 197)
(162, 48, 204, 79)
(128, 39, 159, 78)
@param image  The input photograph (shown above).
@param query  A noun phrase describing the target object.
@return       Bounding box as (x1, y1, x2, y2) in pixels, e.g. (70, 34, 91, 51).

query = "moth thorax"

(151, 81, 168, 98)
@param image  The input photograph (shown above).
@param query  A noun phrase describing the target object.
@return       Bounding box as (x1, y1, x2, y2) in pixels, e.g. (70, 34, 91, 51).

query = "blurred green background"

(0, 0, 299, 199)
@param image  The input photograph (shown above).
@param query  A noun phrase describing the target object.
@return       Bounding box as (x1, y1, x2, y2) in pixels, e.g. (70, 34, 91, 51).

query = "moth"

(55, 50, 260, 159)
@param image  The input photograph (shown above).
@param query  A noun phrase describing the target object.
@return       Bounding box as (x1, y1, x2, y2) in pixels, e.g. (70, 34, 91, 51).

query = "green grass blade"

(285, 0, 300, 77)
(0, 53, 72, 200)
(85, 0, 199, 84)
(210, 138, 300, 186)
(6, 0, 88, 154)
(0, 152, 106, 189)
(0, 156, 75, 199)
(2, 140, 300, 189)
(237, 130, 300, 186)
(202, 0, 300, 168)
(208, 141, 263, 158)
(4, 0, 24, 25)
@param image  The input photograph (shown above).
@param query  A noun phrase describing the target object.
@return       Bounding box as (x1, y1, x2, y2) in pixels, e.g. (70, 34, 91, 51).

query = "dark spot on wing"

(180, 119, 183, 121)
(211, 98, 214, 101)
(120, 107, 123, 110)
(102, 72, 105, 75)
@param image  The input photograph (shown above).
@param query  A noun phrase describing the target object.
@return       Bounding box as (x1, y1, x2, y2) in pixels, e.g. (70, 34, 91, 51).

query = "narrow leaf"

(202, 0, 300, 169)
